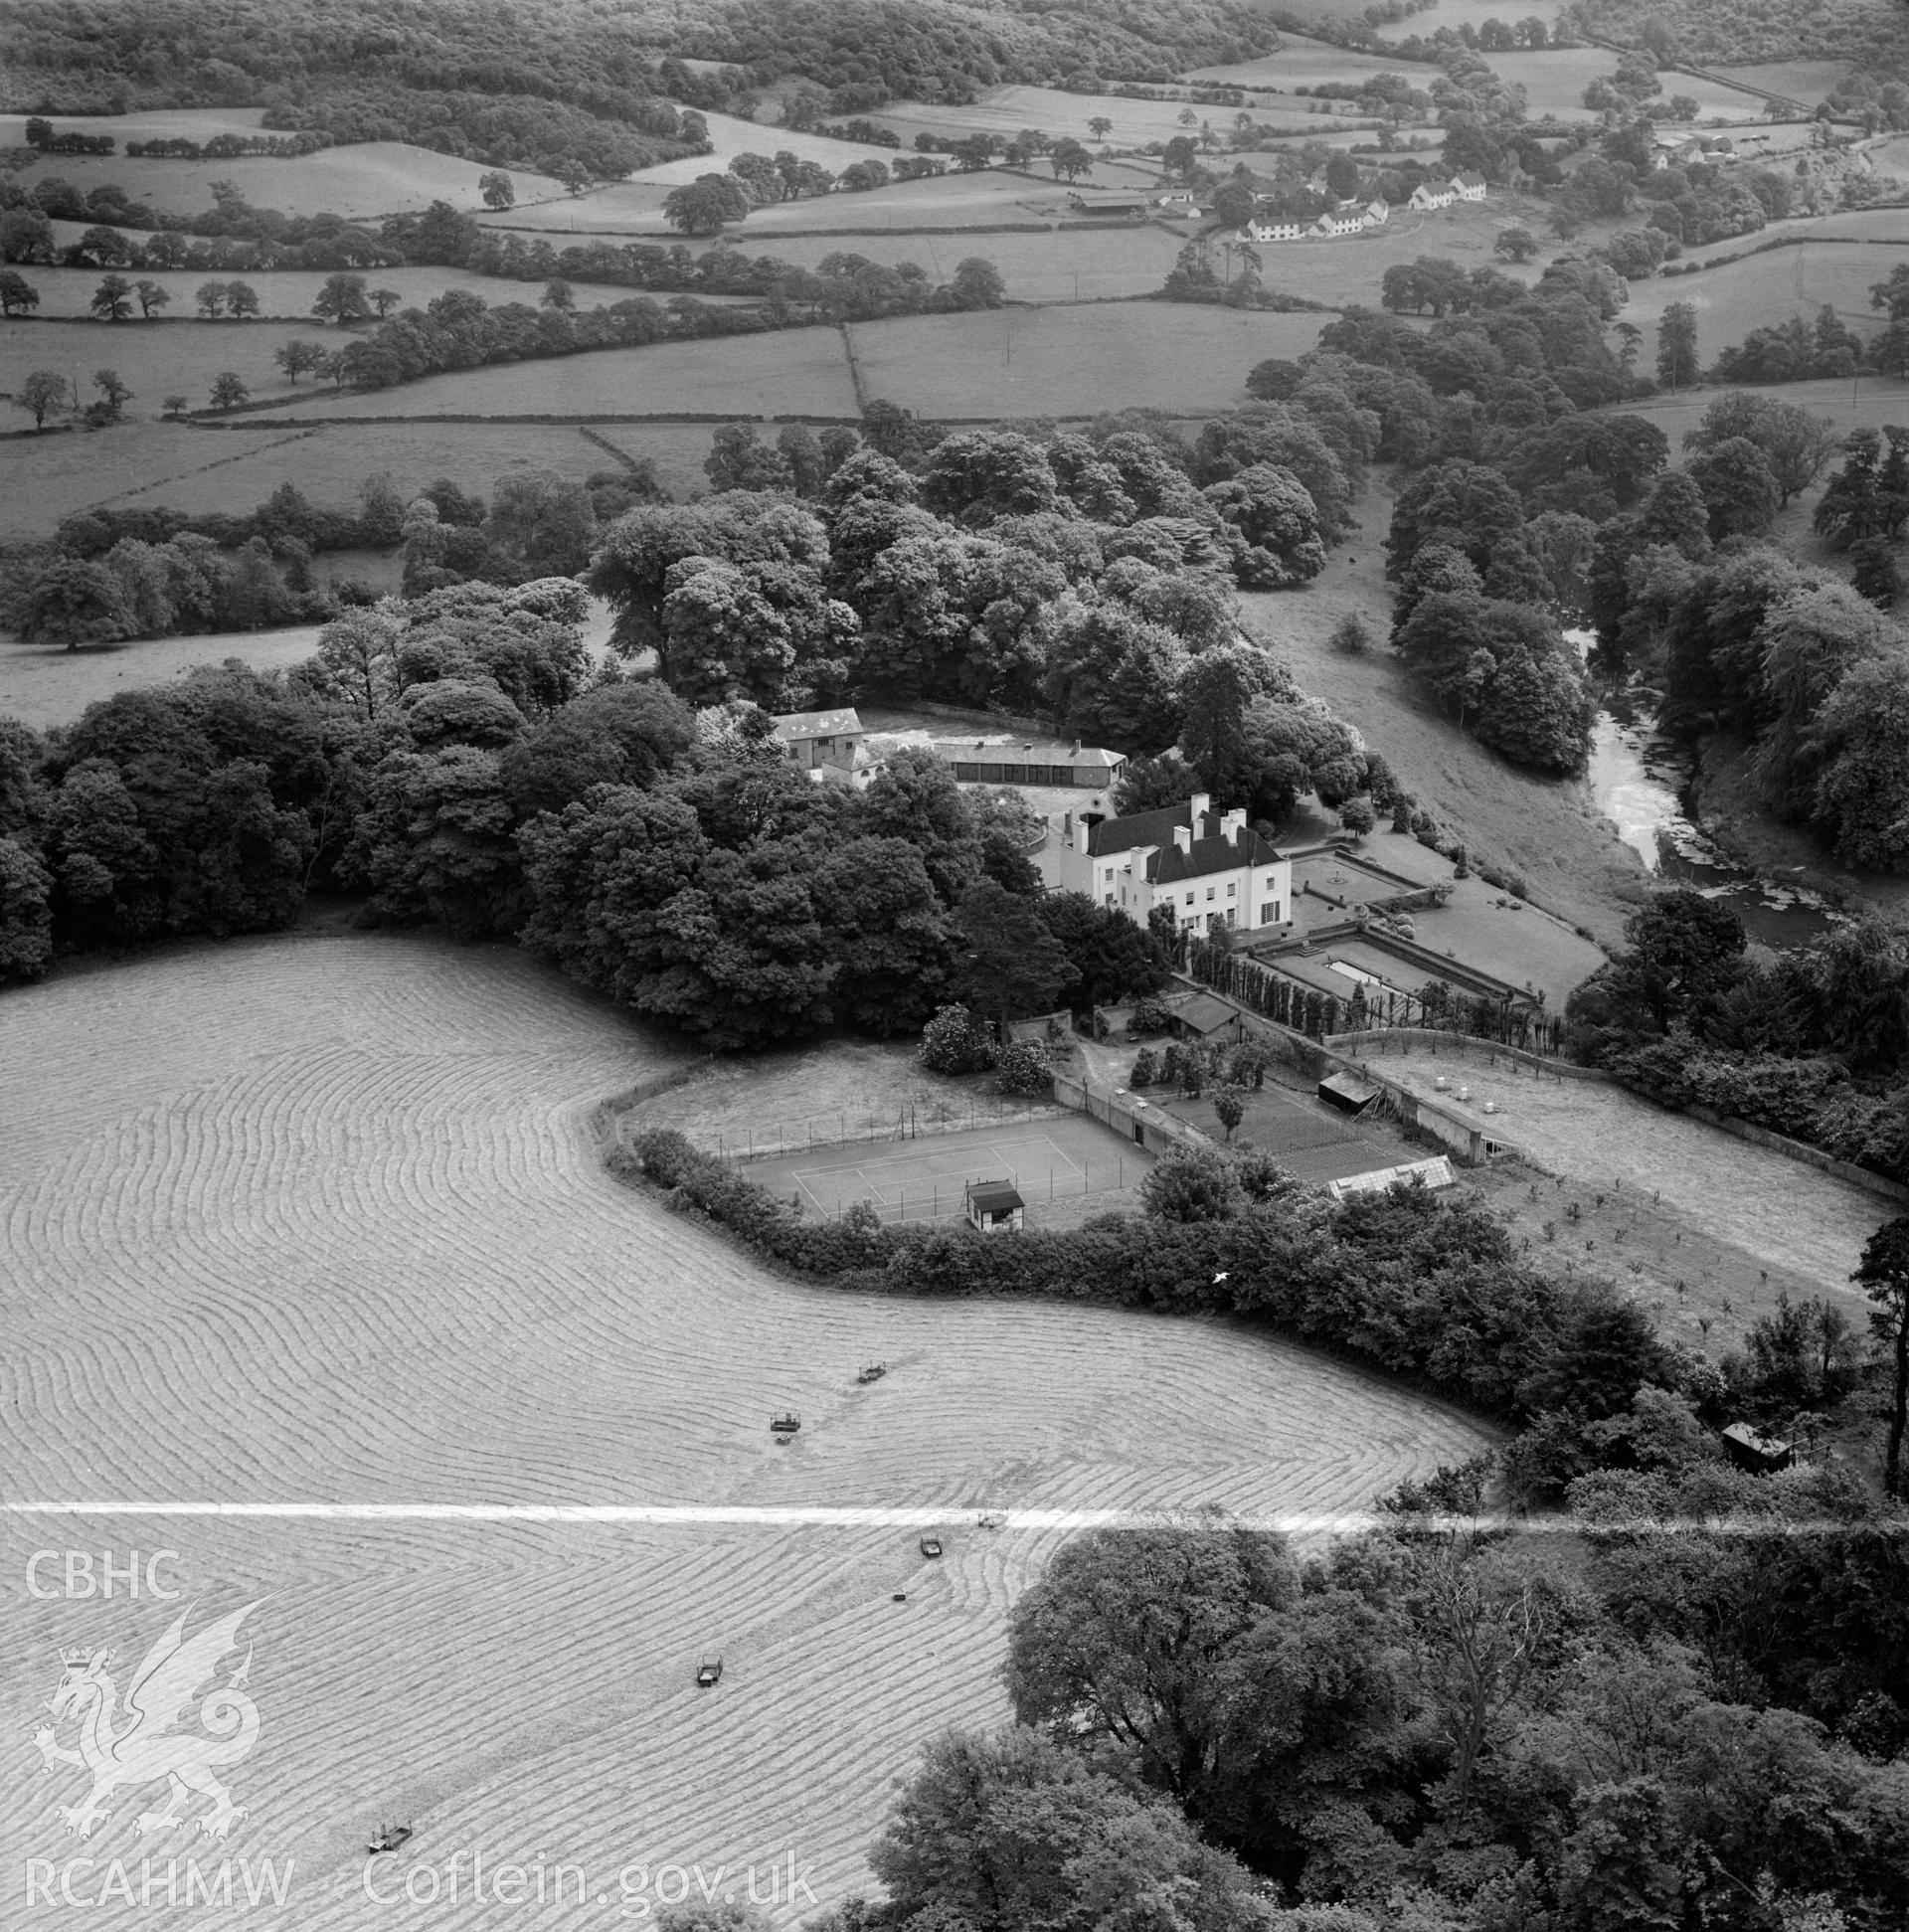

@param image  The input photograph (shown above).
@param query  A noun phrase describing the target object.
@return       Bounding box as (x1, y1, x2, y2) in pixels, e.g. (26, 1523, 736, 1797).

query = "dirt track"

(1, 936, 1486, 1927)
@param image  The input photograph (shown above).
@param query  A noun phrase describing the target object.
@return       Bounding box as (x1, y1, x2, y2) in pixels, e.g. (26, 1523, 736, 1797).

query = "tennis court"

(745, 1114, 1153, 1223)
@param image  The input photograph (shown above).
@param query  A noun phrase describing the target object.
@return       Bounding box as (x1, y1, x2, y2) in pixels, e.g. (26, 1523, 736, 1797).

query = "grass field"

(742, 1116, 1150, 1224)
(1710, 60, 1859, 104)
(0, 418, 644, 541)
(1606, 373, 1909, 447)
(1623, 240, 1901, 367)
(4, 314, 353, 418)
(677, 225, 1184, 301)
(0, 107, 270, 144)
(0, 934, 1489, 1927)
(16, 263, 674, 322)
(14, 143, 568, 222)
(1482, 49, 1767, 121)
(1153, 1081, 1403, 1184)
(248, 324, 860, 423)
(869, 86, 1348, 151)
(847, 301, 1324, 419)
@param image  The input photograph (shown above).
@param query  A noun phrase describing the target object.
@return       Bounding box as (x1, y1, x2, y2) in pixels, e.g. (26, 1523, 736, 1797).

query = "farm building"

(772, 707, 865, 781)
(1409, 182, 1456, 211)
(1317, 1071, 1377, 1117)
(1364, 197, 1390, 226)
(1311, 210, 1368, 237)
(1451, 172, 1488, 201)
(964, 1180, 1025, 1235)
(1327, 1155, 1457, 1201)
(933, 739, 1125, 789)
(1066, 192, 1150, 220)
(1035, 790, 1293, 938)
(1245, 216, 1307, 243)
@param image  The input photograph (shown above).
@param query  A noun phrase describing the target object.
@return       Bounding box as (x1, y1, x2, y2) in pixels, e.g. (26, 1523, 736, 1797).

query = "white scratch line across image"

(3, 1502, 1901, 1536)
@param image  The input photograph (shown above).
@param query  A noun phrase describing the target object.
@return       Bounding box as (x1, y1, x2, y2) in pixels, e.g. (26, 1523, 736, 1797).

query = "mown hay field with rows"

(0, 935, 1488, 1929)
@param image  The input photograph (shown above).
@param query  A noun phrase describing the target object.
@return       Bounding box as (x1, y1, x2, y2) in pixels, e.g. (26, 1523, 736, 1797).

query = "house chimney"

(1070, 739, 1081, 758)
(1188, 791, 1211, 827)
(1221, 807, 1246, 843)
(1173, 825, 1193, 854)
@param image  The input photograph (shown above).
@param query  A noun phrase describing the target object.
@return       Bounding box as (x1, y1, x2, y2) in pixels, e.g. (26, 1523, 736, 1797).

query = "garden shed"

(964, 1180, 1025, 1235)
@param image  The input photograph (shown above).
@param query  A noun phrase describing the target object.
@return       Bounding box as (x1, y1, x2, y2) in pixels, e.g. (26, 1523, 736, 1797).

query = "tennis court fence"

(703, 1099, 1073, 1165)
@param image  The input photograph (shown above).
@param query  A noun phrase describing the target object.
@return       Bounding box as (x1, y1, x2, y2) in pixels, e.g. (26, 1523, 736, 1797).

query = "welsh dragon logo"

(33, 1600, 263, 1842)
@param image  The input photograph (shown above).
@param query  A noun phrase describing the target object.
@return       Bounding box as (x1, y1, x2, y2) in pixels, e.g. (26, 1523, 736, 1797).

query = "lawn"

(846, 300, 1326, 419)
(1186, 33, 1449, 89)
(247, 323, 861, 422)
(15, 142, 567, 221)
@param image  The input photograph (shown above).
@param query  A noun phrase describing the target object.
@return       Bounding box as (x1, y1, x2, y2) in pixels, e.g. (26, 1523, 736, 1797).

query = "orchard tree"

(88, 274, 134, 321)
(209, 371, 250, 411)
(16, 370, 68, 431)
(478, 169, 515, 210)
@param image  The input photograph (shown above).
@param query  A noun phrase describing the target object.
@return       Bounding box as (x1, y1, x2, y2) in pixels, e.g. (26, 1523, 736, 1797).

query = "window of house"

(1184, 892, 1194, 906)
(1226, 882, 1236, 898)
(1225, 908, 1236, 928)
(1105, 867, 1115, 882)
(1205, 887, 1215, 901)
(1261, 903, 1279, 926)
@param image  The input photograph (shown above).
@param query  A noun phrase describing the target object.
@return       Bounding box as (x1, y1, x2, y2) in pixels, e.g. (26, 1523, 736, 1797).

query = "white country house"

(1409, 181, 1456, 211)
(1312, 209, 1368, 237)
(1244, 216, 1307, 243)
(1451, 171, 1488, 201)
(1035, 791, 1293, 937)
(1364, 196, 1391, 226)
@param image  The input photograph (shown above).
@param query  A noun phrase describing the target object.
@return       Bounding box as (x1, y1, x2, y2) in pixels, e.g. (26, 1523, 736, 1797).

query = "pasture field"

(15, 263, 675, 322)
(868, 86, 1349, 151)
(0, 622, 334, 728)
(0, 106, 270, 145)
(1382, 0, 1569, 30)
(1606, 374, 1909, 448)
(1484, 50, 1767, 121)
(249, 324, 861, 423)
(1711, 59, 1859, 104)
(489, 164, 1086, 241)
(0, 935, 1489, 1927)
(682, 225, 1184, 301)
(1623, 241, 1901, 365)
(0, 418, 634, 542)
(14, 143, 568, 221)
(1186, 36, 1441, 90)
(845, 301, 1322, 419)
(3, 314, 347, 417)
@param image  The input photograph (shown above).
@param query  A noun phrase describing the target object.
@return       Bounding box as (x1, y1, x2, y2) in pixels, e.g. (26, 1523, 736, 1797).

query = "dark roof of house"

(1085, 801, 1197, 858)
(1145, 826, 1283, 884)
(772, 707, 863, 739)
(966, 1180, 1025, 1213)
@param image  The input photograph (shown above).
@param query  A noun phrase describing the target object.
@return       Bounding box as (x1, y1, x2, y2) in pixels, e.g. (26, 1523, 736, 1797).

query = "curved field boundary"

(1, 935, 1486, 1927)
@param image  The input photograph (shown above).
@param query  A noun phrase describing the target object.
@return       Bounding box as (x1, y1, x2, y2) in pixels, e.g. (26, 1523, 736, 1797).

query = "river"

(1584, 691, 1839, 950)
